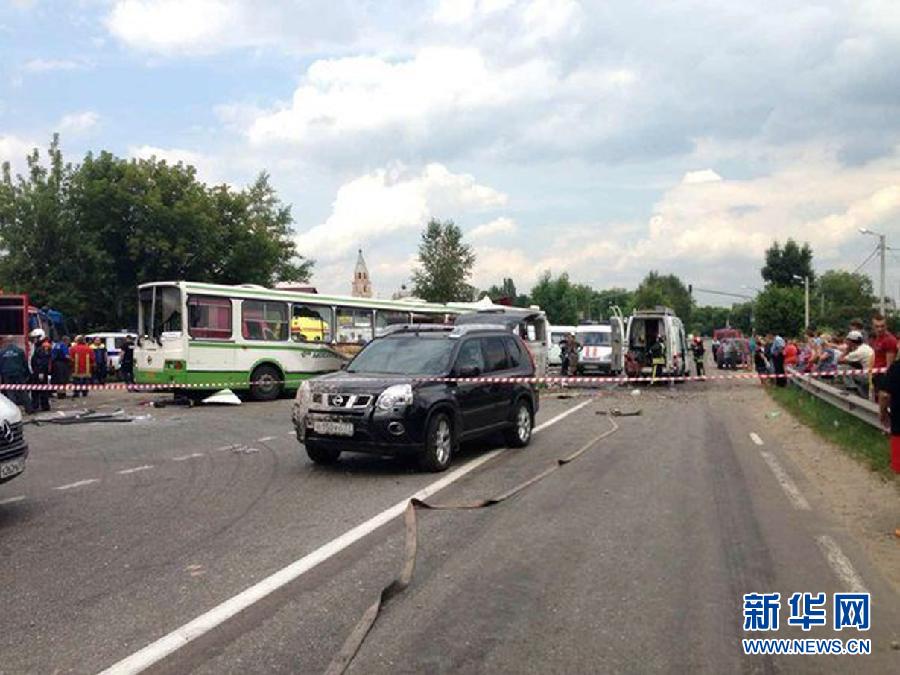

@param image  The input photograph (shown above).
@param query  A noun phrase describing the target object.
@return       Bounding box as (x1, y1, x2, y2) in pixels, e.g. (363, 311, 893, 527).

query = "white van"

(623, 307, 688, 379)
(86, 332, 136, 372)
(451, 300, 550, 376)
(0, 393, 27, 485)
(575, 324, 614, 373)
(549, 325, 576, 366)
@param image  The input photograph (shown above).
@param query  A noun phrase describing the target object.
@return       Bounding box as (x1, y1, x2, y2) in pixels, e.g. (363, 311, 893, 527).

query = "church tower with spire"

(352, 249, 373, 298)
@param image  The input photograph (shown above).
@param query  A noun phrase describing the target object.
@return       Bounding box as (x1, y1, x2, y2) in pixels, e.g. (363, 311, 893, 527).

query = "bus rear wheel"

(250, 364, 283, 401)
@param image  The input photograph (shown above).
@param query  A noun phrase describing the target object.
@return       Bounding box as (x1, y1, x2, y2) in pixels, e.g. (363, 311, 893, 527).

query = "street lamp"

(859, 227, 887, 316)
(793, 274, 810, 330)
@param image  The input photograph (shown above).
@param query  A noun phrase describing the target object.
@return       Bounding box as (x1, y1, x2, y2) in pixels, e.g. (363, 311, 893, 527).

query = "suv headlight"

(295, 380, 312, 406)
(376, 384, 413, 411)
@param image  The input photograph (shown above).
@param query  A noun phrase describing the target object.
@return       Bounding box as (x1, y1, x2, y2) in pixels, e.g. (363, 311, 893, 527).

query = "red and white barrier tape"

(0, 367, 885, 391)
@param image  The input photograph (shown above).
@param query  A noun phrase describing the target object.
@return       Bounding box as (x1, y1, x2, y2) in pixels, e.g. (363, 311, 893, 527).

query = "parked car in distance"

(0, 393, 28, 485)
(293, 324, 539, 472)
(715, 337, 751, 369)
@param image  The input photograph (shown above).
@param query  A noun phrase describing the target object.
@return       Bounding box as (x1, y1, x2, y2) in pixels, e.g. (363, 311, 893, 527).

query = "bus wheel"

(250, 364, 283, 401)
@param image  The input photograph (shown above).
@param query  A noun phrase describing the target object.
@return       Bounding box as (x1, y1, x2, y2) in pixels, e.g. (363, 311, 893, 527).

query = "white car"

(0, 393, 27, 485)
(86, 332, 136, 372)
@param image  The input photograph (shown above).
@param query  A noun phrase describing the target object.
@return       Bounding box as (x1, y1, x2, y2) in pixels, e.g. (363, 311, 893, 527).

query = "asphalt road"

(0, 383, 898, 674)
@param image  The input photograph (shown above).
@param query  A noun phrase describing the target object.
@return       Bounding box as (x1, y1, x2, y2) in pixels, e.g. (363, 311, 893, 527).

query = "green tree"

(689, 305, 731, 336)
(411, 219, 476, 302)
(814, 270, 875, 328)
(486, 277, 517, 303)
(730, 301, 755, 335)
(761, 239, 815, 287)
(595, 287, 634, 316)
(632, 271, 692, 322)
(529, 271, 580, 324)
(0, 138, 311, 331)
(754, 286, 805, 337)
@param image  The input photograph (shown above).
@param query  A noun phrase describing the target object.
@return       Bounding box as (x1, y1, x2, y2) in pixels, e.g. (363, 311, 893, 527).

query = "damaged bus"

(134, 282, 460, 400)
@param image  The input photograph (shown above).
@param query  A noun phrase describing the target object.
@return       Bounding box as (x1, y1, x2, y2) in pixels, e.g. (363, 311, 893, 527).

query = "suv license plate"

(313, 421, 354, 437)
(0, 457, 25, 479)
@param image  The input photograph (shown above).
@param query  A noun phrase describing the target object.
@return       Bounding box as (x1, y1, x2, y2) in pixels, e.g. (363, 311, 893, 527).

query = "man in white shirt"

(841, 330, 874, 397)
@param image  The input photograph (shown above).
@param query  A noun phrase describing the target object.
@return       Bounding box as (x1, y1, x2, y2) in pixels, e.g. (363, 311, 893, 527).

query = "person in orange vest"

(70, 335, 93, 398)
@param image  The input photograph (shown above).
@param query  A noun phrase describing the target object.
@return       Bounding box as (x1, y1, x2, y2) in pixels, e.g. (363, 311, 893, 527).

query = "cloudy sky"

(3, 0, 900, 303)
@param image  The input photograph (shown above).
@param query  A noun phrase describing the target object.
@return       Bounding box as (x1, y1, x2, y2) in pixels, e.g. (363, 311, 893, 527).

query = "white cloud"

(106, 0, 244, 55)
(105, 0, 369, 56)
(247, 47, 554, 147)
(0, 134, 35, 171)
(128, 144, 227, 185)
(681, 169, 722, 184)
(296, 163, 507, 261)
(433, 0, 514, 24)
(468, 216, 517, 239)
(58, 111, 100, 134)
(22, 58, 87, 73)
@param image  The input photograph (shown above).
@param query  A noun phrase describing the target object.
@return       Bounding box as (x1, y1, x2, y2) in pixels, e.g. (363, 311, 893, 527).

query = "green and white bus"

(134, 281, 459, 400)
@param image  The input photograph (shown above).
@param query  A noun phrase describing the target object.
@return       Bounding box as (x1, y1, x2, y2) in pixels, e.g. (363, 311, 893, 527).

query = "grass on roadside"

(765, 384, 894, 476)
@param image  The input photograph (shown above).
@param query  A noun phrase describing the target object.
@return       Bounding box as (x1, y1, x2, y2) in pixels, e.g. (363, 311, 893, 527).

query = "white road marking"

(816, 535, 869, 593)
(98, 397, 594, 675)
(759, 451, 810, 511)
(117, 465, 154, 475)
(257, 436, 277, 442)
(54, 479, 99, 491)
(172, 453, 205, 462)
(0, 495, 26, 505)
(214, 444, 236, 452)
(749, 432, 764, 446)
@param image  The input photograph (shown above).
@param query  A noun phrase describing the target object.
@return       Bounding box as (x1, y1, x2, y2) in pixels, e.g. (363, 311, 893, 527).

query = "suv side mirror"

(458, 365, 481, 378)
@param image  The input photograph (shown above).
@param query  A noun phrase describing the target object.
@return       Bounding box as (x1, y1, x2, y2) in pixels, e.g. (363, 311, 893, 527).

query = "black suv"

(292, 325, 539, 471)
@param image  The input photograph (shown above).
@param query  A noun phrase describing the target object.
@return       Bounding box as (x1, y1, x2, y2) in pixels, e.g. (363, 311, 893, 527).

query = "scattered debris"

(555, 394, 575, 399)
(26, 409, 137, 425)
(202, 388, 242, 406)
(833, 420, 840, 428)
(597, 408, 642, 417)
(765, 411, 781, 419)
(891, 640, 900, 651)
(230, 445, 260, 454)
(630, 389, 641, 397)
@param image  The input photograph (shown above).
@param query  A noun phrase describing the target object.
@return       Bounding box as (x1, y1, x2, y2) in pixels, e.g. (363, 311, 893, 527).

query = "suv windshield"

(347, 336, 455, 375)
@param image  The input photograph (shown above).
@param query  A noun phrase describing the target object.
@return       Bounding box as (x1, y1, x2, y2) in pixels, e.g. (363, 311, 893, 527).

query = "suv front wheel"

(420, 412, 454, 472)
(306, 442, 341, 465)
(504, 399, 533, 448)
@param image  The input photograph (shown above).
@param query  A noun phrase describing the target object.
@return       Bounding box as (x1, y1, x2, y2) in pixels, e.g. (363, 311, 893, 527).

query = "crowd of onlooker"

(712, 314, 896, 400)
(0, 332, 136, 414)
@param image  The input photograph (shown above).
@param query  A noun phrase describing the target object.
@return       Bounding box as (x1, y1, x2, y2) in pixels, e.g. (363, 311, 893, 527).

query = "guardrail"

(787, 368, 882, 430)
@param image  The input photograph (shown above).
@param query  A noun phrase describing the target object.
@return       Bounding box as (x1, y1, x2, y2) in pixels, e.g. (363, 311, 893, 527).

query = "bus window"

(292, 304, 332, 343)
(188, 295, 233, 339)
(336, 307, 374, 344)
(411, 312, 451, 325)
(242, 300, 288, 341)
(158, 286, 183, 335)
(375, 310, 410, 337)
(138, 285, 182, 338)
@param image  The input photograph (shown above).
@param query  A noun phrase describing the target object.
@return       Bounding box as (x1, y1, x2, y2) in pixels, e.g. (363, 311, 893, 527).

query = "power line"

(853, 245, 880, 274)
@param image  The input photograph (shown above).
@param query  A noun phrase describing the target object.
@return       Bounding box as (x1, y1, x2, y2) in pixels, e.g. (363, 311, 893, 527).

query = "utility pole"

(879, 232, 886, 316)
(792, 275, 810, 329)
(805, 276, 810, 330)
(860, 228, 887, 316)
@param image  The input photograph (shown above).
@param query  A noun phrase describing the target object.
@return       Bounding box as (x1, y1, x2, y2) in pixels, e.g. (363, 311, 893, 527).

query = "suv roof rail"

(382, 324, 454, 335)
